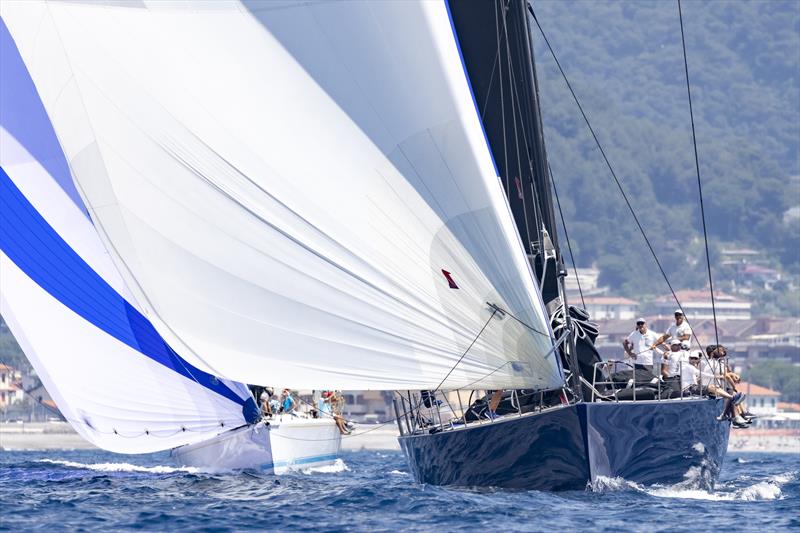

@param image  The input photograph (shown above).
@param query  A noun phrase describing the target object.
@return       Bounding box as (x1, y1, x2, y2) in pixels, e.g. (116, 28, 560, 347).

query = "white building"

(653, 290, 751, 321)
(0, 364, 24, 408)
(564, 267, 600, 293)
(740, 381, 780, 415)
(582, 296, 638, 321)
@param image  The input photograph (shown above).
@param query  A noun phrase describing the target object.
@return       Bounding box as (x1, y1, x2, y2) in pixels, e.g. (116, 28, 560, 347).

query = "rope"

(678, 0, 720, 348)
(548, 162, 585, 308)
(527, 4, 711, 359)
(433, 308, 498, 392)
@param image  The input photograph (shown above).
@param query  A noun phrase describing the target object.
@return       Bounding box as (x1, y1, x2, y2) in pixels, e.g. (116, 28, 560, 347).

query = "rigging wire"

(548, 162, 586, 308)
(527, 3, 708, 353)
(678, 0, 720, 348)
(432, 307, 498, 393)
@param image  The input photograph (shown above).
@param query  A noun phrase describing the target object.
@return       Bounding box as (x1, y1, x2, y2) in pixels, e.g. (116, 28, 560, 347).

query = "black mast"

(448, 0, 562, 306)
(449, 0, 583, 399)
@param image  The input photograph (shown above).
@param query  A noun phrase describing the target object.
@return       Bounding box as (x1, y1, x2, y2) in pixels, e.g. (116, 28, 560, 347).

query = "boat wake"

(38, 459, 201, 475)
(300, 458, 349, 474)
(589, 471, 796, 501)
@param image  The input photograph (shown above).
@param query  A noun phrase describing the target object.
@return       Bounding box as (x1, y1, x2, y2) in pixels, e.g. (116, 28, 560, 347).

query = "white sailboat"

(2, 0, 731, 488)
(0, 10, 340, 470)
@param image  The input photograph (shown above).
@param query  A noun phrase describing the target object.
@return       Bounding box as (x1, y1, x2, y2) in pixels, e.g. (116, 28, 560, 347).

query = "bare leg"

(489, 390, 503, 413)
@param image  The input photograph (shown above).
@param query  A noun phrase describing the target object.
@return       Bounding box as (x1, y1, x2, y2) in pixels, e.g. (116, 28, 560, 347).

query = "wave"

(300, 458, 349, 474)
(389, 470, 409, 476)
(38, 459, 201, 475)
(590, 471, 796, 501)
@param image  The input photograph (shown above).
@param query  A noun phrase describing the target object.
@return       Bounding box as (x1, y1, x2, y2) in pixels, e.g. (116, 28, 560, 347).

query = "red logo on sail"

(514, 176, 524, 200)
(441, 270, 459, 289)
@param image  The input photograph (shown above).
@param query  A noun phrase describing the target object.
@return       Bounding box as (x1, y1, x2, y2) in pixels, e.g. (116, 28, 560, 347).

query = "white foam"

(38, 459, 200, 474)
(389, 470, 409, 476)
(300, 458, 349, 474)
(590, 471, 796, 502)
(692, 442, 705, 453)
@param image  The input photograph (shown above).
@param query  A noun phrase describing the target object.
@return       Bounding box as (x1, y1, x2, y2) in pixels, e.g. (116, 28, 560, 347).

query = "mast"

(449, 0, 582, 398)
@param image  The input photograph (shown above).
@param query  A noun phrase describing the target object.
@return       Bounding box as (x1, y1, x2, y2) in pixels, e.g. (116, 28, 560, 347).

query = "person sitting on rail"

(622, 317, 659, 374)
(259, 387, 274, 418)
(703, 345, 750, 428)
(651, 309, 692, 350)
(320, 390, 351, 435)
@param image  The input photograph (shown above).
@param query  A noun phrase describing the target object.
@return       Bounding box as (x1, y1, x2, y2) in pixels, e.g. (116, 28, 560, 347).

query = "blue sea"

(0, 449, 797, 532)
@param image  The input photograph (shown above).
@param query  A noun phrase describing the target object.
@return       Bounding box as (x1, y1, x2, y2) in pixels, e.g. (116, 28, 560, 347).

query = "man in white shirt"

(661, 339, 688, 380)
(651, 309, 693, 350)
(622, 317, 659, 374)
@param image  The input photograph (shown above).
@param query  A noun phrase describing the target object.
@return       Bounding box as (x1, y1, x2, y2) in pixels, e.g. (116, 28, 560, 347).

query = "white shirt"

(666, 321, 692, 342)
(700, 358, 725, 387)
(679, 360, 700, 390)
(662, 349, 688, 378)
(626, 329, 659, 367)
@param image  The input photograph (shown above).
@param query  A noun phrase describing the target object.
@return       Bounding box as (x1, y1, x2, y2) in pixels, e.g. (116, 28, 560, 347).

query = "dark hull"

(398, 398, 730, 491)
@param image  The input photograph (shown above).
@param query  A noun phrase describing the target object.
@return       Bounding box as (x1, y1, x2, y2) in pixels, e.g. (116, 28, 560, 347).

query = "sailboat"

(0, 13, 340, 471)
(0, 0, 729, 489)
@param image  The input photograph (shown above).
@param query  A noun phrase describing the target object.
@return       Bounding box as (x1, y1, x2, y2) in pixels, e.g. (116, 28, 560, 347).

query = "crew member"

(651, 309, 692, 350)
(622, 317, 659, 373)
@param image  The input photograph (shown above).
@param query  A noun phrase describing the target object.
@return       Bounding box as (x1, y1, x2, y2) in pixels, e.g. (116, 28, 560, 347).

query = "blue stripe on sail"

(0, 18, 88, 218)
(0, 165, 255, 415)
(443, 0, 501, 178)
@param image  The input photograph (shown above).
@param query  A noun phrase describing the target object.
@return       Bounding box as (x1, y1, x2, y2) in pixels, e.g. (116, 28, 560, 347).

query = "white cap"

(670, 339, 682, 346)
(636, 317, 646, 324)
(674, 309, 684, 315)
(680, 341, 690, 349)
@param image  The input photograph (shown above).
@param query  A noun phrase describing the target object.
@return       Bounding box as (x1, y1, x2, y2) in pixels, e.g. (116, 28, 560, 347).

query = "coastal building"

(342, 390, 393, 423)
(564, 267, 600, 293)
(740, 381, 780, 415)
(652, 290, 752, 321)
(581, 296, 638, 321)
(0, 364, 24, 408)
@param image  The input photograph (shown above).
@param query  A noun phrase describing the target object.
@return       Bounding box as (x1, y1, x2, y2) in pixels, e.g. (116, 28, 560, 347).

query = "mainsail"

(1, 1, 563, 391)
(0, 18, 258, 453)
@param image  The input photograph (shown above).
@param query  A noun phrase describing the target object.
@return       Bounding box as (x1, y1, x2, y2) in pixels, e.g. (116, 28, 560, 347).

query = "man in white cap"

(651, 309, 692, 350)
(622, 317, 659, 374)
(660, 339, 687, 379)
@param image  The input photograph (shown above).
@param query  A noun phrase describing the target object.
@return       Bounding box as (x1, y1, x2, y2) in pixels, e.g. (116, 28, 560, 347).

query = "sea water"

(0, 449, 797, 531)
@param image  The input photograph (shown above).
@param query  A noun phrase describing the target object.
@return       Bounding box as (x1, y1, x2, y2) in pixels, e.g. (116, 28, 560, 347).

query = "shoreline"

(2, 422, 797, 454)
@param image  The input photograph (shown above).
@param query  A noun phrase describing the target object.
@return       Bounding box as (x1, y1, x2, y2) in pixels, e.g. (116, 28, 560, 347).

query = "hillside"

(530, 0, 799, 301)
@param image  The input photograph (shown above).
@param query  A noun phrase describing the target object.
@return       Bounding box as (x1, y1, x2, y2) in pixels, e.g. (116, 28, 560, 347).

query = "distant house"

(0, 364, 24, 408)
(564, 267, 600, 293)
(342, 391, 393, 422)
(720, 248, 764, 266)
(737, 264, 782, 289)
(582, 296, 638, 321)
(653, 290, 751, 321)
(740, 381, 780, 415)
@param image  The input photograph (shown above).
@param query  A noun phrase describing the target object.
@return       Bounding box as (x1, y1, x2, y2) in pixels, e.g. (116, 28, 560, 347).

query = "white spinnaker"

(1, 1, 563, 391)
(0, 128, 253, 453)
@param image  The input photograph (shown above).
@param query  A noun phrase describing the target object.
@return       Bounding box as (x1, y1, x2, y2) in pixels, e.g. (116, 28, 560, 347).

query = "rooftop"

(739, 381, 781, 397)
(778, 402, 800, 413)
(654, 290, 747, 304)
(582, 296, 638, 305)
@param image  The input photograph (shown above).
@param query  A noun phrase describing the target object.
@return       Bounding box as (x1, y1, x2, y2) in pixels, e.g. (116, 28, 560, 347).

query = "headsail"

(1, 1, 563, 391)
(0, 18, 258, 453)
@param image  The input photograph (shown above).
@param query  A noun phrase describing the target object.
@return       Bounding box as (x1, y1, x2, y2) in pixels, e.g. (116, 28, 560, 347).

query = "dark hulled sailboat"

(396, 0, 730, 490)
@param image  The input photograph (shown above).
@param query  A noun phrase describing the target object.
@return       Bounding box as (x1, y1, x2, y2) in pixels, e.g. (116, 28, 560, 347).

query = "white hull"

(170, 417, 341, 473)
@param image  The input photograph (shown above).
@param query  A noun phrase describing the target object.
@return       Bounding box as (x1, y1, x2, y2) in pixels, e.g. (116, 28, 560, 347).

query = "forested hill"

(530, 0, 799, 297)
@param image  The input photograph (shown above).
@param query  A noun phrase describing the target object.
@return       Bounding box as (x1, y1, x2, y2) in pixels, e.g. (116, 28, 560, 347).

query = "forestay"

(0, 18, 257, 453)
(1, 1, 563, 391)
